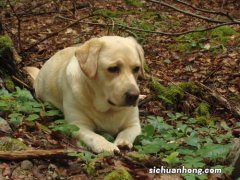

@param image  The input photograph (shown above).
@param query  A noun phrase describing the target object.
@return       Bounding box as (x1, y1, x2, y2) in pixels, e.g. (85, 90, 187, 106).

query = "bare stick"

(149, 0, 235, 23)
(116, 21, 239, 36)
(0, 149, 87, 161)
(57, 15, 240, 37)
(175, 0, 234, 21)
(12, 75, 31, 89)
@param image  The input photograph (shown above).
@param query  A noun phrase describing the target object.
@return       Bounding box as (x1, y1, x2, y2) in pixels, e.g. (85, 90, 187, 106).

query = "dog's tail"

(23, 67, 40, 85)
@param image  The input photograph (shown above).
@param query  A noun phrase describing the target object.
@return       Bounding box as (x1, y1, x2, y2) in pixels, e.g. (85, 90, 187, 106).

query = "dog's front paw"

(92, 141, 120, 153)
(114, 139, 133, 149)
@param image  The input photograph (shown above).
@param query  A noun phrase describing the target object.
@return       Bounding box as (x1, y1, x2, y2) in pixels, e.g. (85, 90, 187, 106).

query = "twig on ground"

(57, 15, 240, 37)
(174, 0, 235, 21)
(0, 149, 84, 161)
(12, 75, 31, 89)
(196, 82, 240, 118)
(149, 0, 228, 23)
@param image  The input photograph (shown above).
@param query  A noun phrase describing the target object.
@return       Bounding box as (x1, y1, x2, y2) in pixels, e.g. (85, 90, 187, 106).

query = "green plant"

(195, 102, 210, 116)
(134, 114, 234, 177)
(150, 79, 181, 105)
(49, 119, 79, 136)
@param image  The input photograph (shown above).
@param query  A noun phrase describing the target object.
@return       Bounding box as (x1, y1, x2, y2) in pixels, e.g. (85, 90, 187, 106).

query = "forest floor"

(0, 0, 240, 179)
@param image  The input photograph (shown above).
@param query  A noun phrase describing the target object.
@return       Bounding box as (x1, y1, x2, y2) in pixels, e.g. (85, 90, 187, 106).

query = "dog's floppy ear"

(127, 37, 145, 78)
(75, 38, 103, 78)
(136, 43, 145, 78)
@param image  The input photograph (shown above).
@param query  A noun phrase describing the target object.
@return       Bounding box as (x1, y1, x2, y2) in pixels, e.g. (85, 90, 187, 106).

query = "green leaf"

(162, 152, 179, 165)
(8, 113, 24, 126)
(142, 124, 155, 137)
(141, 143, 161, 154)
(26, 114, 39, 121)
(45, 110, 61, 116)
(178, 149, 195, 156)
(167, 112, 183, 120)
(181, 174, 197, 180)
(183, 156, 205, 168)
(101, 133, 114, 142)
(161, 142, 179, 151)
(50, 121, 79, 136)
(68, 152, 94, 163)
(0, 100, 8, 107)
(211, 165, 233, 174)
(186, 135, 200, 148)
(197, 144, 232, 159)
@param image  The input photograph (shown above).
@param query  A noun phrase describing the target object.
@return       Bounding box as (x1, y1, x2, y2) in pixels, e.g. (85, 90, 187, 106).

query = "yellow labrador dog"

(25, 36, 145, 153)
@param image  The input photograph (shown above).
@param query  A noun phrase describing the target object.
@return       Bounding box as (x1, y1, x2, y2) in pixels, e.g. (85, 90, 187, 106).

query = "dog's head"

(75, 36, 145, 109)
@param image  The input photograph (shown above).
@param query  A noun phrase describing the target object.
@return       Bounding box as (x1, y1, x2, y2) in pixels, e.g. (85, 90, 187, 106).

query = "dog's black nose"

(125, 90, 139, 106)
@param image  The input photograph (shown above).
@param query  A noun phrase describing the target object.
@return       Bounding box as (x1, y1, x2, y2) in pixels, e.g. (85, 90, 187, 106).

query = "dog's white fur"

(25, 36, 144, 153)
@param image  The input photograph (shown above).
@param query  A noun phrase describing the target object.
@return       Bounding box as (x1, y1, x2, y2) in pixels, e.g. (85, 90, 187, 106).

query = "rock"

(21, 160, 33, 170)
(0, 117, 12, 134)
(11, 166, 34, 180)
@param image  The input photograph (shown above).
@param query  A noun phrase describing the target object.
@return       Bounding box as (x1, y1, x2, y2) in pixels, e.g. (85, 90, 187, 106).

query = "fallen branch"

(57, 15, 239, 37)
(174, 0, 234, 21)
(0, 149, 83, 161)
(149, 0, 227, 23)
(196, 82, 240, 118)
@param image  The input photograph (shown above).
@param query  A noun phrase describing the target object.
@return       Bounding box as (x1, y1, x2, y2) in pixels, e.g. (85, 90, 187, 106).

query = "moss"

(144, 63, 150, 73)
(94, 9, 122, 18)
(3, 75, 15, 92)
(195, 115, 217, 126)
(124, 0, 143, 7)
(149, 78, 184, 105)
(140, 11, 162, 20)
(0, 137, 28, 151)
(127, 151, 149, 161)
(169, 26, 240, 52)
(0, 35, 13, 55)
(211, 26, 238, 42)
(195, 102, 210, 116)
(179, 81, 198, 93)
(104, 169, 132, 180)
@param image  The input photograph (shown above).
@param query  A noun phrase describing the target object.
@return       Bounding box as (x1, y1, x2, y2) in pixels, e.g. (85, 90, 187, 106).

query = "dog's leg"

(64, 104, 120, 153)
(114, 121, 141, 149)
(74, 127, 120, 153)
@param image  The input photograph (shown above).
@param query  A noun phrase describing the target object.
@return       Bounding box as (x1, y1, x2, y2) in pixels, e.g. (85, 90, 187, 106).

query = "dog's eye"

(108, 66, 120, 73)
(133, 66, 140, 73)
